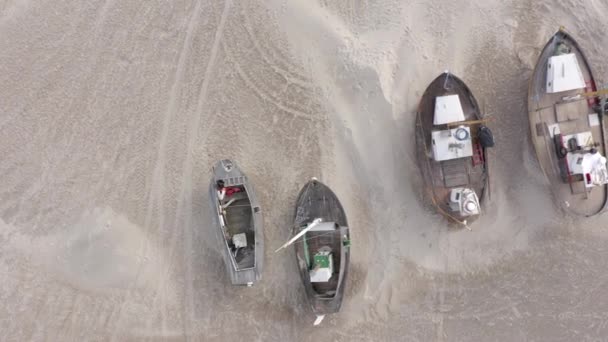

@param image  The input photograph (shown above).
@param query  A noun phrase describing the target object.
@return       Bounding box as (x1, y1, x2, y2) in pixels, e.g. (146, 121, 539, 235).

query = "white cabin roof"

(434, 95, 465, 125)
(546, 53, 585, 93)
(431, 127, 473, 161)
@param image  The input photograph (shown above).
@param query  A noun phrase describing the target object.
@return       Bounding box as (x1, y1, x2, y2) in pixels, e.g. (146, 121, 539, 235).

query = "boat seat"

(555, 100, 586, 122)
(441, 159, 469, 187)
(308, 222, 338, 232)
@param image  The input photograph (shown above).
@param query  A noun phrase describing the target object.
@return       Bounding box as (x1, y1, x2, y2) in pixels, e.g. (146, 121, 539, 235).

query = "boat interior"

(303, 223, 342, 298)
(294, 180, 349, 300)
(528, 32, 607, 215)
(417, 74, 487, 221)
(218, 185, 256, 270)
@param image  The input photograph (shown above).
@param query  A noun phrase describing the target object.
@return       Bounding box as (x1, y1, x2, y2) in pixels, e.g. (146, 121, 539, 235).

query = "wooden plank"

(441, 159, 468, 187)
(555, 100, 587, 122)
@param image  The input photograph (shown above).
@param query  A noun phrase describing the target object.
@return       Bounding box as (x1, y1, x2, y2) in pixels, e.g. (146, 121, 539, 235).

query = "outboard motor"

(449, 188, 480, 217)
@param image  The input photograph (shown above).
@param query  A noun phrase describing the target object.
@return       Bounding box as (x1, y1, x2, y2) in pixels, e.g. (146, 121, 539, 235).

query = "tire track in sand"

(93, 0, 118, 32)
(176, 0, 231, 336)
(110, 1, 204, 340)
(238, 3, 312, 88)
(221, 39, 314, 122)
(141, 0, 232, 337)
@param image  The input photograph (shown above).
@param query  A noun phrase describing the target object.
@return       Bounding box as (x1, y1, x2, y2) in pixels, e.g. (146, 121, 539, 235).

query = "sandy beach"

(1, 0, 608, 340)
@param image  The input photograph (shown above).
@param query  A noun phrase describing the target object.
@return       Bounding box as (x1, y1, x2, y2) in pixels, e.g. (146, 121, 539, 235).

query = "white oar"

(275, 218, 323, 252)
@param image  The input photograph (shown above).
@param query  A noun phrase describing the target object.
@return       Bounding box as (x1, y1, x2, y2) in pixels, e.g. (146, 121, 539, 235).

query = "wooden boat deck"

(416, 73, 488, 224)
(527, 30, 607, 216)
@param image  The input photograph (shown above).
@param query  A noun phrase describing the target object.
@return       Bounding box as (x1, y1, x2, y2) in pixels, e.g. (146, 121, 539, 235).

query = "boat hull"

(209, 159, 264, 285)
(415, 72, 488, 225)
(527, 29, 608, 216)
(293, 179, 350, 316)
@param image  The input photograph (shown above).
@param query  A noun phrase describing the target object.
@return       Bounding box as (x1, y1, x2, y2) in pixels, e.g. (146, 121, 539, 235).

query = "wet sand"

(1, 0, 608, 340)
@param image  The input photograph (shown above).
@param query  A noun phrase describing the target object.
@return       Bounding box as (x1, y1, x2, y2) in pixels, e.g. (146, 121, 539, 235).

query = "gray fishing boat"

(277, 178, 350, 325)
(209, 159, 263, 286)
(528, 28, 608, 216)
(416, 72, 493, 228)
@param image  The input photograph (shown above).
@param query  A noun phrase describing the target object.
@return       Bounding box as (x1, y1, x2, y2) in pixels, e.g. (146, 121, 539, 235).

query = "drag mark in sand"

(145, 0, 206, 333)
(177, 0, 232, 334)
(110, 1, 205, 339)
(144, 0, 203, 237)
(141, 0, 232, 336)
